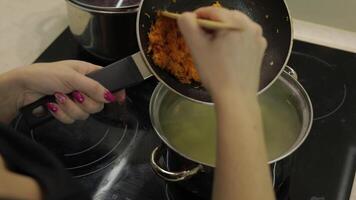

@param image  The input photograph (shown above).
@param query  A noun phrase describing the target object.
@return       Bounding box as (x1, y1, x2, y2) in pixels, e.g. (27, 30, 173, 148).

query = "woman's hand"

(178, 7, 274, 200)
(177, 7, 267, 100)
(0, 60, 125, 124)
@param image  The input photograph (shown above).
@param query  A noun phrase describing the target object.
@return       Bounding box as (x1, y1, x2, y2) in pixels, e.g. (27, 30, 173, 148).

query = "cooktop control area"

(17, 29, 356, 200)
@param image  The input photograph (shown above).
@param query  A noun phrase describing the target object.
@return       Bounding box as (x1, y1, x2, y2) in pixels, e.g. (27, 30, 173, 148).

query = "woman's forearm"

(212, 92, 275, 200)
(0, 69, 24, 124)
(0, 156, 42, 200)
(0, 169, 42, 200)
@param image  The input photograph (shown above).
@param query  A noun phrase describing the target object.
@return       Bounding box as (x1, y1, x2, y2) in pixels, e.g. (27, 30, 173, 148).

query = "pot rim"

(149, 71, 313, 167)
(66, 0, 139, 14)
(268, 71, 313, 163)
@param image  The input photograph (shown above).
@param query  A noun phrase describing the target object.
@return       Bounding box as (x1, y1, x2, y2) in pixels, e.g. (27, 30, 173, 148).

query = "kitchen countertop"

(0, 1, 356, 199)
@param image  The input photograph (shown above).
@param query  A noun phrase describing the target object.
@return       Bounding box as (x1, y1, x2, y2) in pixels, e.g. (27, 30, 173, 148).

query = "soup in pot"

(158, 80, 301, 166)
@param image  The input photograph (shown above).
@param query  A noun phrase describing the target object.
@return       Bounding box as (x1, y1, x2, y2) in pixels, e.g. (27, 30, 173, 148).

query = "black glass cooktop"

(16, 29, 356, 200)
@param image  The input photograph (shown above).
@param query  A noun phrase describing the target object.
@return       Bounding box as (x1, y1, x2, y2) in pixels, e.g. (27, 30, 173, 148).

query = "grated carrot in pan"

(148, 2, 221, 84)
(148, 16, 199, 84)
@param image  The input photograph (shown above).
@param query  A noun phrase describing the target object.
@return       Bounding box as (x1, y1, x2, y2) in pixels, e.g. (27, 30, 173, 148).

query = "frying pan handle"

(20, 95, 57, 127)
(284, 66, 298, 80)
(20, 52, 151, 128)
(150, 145, 203, 182)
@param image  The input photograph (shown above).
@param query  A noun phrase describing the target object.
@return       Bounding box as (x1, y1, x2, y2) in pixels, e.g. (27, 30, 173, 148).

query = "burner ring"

(64, 128, 109, 157)
(66, 126, 128, 170)
(314, 84, 347, 120)
(288, 52, 347, 120)
(16, 102, 141, 177)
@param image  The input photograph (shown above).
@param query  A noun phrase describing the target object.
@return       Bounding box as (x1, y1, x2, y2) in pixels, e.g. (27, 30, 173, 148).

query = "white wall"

(286, 0, 356, 32)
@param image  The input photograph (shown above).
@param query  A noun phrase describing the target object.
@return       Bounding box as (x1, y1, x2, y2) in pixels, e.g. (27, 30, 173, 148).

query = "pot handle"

(20, 52, 152, 127)
(150, 145, 203, 182)
(284, 65, 298, 80)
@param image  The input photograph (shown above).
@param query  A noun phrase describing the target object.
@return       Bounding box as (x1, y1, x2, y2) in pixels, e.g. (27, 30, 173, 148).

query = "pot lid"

(69, 0, 141, 11)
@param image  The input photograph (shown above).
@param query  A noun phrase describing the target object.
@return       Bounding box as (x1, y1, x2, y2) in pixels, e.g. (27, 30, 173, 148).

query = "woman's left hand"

(0, 60, 126, 124)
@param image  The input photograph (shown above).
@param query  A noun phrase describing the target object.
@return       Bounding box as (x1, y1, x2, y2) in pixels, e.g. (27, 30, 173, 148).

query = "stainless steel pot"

(66, 0, 140, 61)
(149, 66, 313, 182)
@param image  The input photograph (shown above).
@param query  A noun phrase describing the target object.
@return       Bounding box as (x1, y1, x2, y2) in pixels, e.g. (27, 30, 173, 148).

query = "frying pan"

(21, 0, 293, 127)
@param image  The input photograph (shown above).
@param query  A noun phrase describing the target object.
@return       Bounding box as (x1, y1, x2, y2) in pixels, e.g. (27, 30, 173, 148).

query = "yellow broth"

(158, 81, 301, 166)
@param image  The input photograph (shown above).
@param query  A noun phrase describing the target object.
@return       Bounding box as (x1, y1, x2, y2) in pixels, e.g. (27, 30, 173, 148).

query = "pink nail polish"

(46, 103, 58, 113)
(104, 90, 116, 103)
(54, 92, 66, 104)
(72, 91, 85, 103)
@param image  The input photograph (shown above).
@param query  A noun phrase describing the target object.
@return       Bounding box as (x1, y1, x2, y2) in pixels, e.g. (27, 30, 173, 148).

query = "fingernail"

(72, 91, 85, 103)
(104, 90, 116, 103)
(46, 103, 58, 113)
(54, 92, 66, 104)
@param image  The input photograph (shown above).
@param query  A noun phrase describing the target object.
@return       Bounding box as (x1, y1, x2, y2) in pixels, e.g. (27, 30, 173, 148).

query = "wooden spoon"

(160, 11, 240, 31)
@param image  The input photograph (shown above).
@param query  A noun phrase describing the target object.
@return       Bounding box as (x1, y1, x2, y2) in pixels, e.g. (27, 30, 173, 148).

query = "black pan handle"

(20, 52, 151, 127)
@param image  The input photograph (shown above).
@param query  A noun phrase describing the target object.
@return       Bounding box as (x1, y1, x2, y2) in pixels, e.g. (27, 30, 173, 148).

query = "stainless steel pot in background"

(66, 0, 140, 61)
